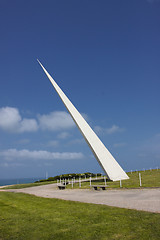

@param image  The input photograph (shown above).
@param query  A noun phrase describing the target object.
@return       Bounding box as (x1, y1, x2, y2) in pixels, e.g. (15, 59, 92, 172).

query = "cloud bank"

(0, 107, 74, 133)
(0, 149, 84, 161)
(0, 107, 124, 140)
(0, 107, 38, 133)
(94, 124, 124, 135)
(38, 111, 75, 131)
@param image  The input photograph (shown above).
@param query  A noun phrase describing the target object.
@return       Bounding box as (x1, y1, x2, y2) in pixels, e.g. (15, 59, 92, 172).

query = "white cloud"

(47, 140, 59, 147)
(19, 118, 38, 133)
(94, 126, 103, 135)
(0, 107, 38, 133)
(0, 107, 76, 133)
(68, 138, 85, 145)
(113, 142, 126, 148)
(38, 111, 75, 131)
(0, 107, 124, 138)
(0, 162, 25, 167)
(106, 125, 124, 134)
(0, 149, 84, 161)
(0, 107, 20, 131)
(57, 132, 70, 139)
(94, 124, 124, 135)
(16, 139, 30, 144)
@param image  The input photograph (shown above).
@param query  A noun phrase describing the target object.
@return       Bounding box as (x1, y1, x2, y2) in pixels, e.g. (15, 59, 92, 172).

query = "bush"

(37, 172, 103, 182)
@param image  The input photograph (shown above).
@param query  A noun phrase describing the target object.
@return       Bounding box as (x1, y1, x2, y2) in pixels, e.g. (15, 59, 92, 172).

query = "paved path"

(1, 184, 160, 213)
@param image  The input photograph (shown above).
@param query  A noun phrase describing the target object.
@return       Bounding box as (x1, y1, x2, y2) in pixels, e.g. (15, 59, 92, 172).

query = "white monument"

(38, 60, 129, 181)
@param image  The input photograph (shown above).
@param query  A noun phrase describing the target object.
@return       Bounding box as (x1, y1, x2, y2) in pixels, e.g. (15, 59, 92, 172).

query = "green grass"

(0, 192, 160, 240)
(66, 169, 160, 189)
(2, 169, 160, 190)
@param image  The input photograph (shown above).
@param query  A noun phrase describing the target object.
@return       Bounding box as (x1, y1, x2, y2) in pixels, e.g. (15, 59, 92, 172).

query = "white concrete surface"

(38, 60, 129, 181)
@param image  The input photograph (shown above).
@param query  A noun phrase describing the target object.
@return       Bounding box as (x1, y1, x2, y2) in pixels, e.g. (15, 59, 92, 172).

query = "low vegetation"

(2, 169, 160, 190)
(0, 192, 160, 240)
(35, 172, 102, 182)
(66, 169, 160, 189)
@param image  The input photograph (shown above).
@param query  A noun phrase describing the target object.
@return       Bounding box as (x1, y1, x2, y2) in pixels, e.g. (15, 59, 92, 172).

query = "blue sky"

(0, 0, 160, 179)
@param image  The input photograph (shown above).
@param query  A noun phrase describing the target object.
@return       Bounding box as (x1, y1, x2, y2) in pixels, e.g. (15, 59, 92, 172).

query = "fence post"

(79, 177, 81, 188)
(90, 177, 92, 187)
(139, 173, 142, 187)
(120, 180, 122, 188)
(104, 176, 106, 186)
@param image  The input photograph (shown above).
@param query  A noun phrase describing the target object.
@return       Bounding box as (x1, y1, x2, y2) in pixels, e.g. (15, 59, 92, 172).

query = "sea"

(0, 177, 41, 187)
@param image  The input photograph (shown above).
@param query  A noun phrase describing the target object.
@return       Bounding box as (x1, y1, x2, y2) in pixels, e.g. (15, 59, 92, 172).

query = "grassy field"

(0, 192, 160, 240)
(2, 169, 160, 190)
(66, 169, 160, 189)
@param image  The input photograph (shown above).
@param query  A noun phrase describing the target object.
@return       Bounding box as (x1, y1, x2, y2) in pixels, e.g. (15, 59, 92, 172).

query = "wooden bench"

(92, 185, 108, 190)
(58, 185, 66, 190)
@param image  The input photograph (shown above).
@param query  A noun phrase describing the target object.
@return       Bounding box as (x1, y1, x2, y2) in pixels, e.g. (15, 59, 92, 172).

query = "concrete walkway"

(1, 184, 160, 213)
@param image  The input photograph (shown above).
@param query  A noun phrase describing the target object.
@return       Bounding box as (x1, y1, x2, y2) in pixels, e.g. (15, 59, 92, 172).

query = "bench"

(60, 182, 69, 185)
(58, 185, 66, 190)
(92, 185, 108, 190)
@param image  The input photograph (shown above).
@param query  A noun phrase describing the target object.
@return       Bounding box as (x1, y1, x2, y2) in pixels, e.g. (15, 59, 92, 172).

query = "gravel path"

(1, 184, 160, 213)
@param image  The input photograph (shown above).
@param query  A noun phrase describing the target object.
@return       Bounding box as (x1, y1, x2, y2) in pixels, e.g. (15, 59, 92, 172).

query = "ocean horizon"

(0, 177, 42, 187)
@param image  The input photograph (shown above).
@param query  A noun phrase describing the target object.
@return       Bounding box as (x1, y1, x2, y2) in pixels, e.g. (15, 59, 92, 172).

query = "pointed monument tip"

(37, 59, 43, 68)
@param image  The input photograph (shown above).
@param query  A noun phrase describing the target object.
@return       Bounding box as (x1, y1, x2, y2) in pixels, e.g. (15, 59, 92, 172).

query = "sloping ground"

(3, 183, 160, 213)
(1, 191, 160, 240)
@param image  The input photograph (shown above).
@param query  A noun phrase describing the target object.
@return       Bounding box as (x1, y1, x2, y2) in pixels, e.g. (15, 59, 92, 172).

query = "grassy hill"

(67, 168, 160, 189)
(2, 168, 160, 190)
(0, 168, 159, 239)
(0, 192, 160, 240)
